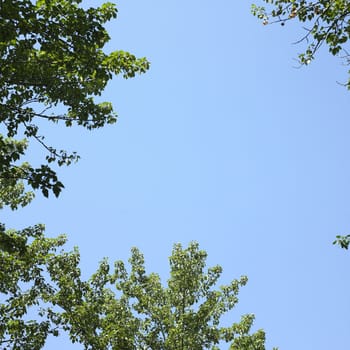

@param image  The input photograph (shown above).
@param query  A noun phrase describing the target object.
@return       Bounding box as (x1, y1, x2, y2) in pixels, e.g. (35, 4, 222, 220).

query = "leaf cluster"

(333, 234, 350, 249)
(0, 223, 67, 349)
(252, 1, 350, 77)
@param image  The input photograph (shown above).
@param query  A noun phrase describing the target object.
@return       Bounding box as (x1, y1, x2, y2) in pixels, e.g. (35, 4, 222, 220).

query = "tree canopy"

(0, 0, 149, 204)
(0, 231, 276, 350)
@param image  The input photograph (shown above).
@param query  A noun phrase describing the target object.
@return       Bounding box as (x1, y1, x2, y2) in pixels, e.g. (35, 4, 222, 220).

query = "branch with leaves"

(0, 0, 149, 203)
(252, 1, 350, 71)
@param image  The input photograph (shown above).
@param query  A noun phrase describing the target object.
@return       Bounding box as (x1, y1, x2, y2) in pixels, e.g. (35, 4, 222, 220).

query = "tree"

(0, 0, 149, 204)
(0, 233, 277, 350)
(55, 242, 276, 350)
(251, 1, 350, 79)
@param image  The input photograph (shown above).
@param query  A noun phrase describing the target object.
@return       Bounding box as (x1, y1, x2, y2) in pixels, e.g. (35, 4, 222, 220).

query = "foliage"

(333, 234, 350, 249)
(0, 233, 276, 350)
(0, 0, 149, 202)
(0, 137, 34, 209)
(58, 242, 276, 349)
(0, 223, 69, 349)
(251, 1, 350, 78)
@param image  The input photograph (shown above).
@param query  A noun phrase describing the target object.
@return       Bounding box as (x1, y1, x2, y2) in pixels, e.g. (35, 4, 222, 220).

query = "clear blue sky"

(4, 1, 350, 349)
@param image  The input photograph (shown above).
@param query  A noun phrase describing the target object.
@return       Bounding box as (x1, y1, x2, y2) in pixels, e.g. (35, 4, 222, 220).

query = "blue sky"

(4, 1, 350, 349)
